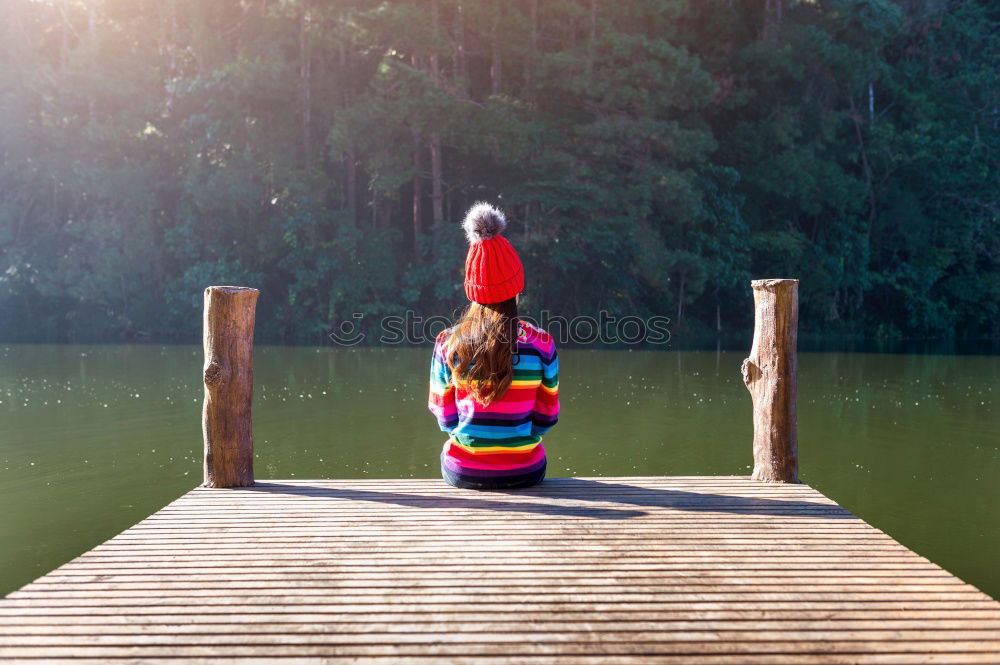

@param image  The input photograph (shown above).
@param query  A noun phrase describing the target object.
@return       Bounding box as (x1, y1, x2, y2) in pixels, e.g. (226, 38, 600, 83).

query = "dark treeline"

(1, 0, 997, 344)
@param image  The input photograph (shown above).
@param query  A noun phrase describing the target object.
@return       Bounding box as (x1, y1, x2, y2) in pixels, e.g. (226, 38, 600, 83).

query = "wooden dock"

(2, 476, 998, 664)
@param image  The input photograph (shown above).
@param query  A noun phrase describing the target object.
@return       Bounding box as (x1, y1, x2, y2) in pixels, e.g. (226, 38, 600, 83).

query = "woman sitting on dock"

(428, 203, 560, 490)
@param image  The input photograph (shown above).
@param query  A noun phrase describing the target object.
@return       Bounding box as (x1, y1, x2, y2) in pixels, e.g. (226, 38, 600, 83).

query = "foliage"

(0, 0, 996, 343)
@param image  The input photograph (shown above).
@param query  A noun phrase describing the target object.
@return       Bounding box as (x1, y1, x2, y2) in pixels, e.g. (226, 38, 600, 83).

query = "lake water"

(1, 344, 997, 599)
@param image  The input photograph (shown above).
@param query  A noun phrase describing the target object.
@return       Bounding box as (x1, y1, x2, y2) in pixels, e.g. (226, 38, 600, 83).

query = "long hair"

(445, 297, 518, 406)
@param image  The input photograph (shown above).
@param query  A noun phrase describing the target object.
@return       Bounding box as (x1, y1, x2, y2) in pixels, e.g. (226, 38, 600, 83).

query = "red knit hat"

(462, 202, 524, 304)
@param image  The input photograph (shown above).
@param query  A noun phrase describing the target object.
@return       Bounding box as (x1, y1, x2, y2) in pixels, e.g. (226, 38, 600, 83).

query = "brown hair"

(445, 297, 518, 406)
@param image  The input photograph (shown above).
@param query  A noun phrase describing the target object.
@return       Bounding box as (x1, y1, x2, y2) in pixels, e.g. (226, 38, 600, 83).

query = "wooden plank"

(5, 619, 1000, 634)
(27, 566, 961, 578)
(5, 652, 996, 665)
(4, 609, 1000, 624)
(1, 476, 998, 665)
(3, 640, 1000, 657)
(47, 559, 948, 569)
(2, 631, 1000, 647)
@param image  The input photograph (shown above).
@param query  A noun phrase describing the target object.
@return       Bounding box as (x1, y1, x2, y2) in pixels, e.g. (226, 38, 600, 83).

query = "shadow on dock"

(231, 478, 855, 521)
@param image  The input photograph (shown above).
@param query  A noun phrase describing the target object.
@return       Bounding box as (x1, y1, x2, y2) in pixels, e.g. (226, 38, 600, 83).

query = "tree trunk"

(429, 133, 443, 226)
(346, 144, 357, 222)
(527, 0, 538, 95)
(202, 286, 259, 488)
(530, 0, 539, 56)
(338, 40, 356, 221)
(868, 81, 875, 126)
(849, 94, 877, 242)
(586, 0, 597, 76)
(453, 1, 466, 81)
(676, 273, 685, 323)
(428, 0, 443, 228)
(761, 0, 782, 40)
(87, 0, 97, 126)
(166, 0, 177, 112)
(190, 0, 207, 75)
(429, 0, 441, 81)
(445, 149, 453, 222)
(299, 2, 312, 169)
(740, 278, 799, 483)
(412, 127, 423, 258)
(490, 9, 501, 94)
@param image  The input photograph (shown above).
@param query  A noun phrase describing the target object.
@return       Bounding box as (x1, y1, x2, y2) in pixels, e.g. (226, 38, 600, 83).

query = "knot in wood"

(203, 360, 227, 387)
(740, 357, 758, 387)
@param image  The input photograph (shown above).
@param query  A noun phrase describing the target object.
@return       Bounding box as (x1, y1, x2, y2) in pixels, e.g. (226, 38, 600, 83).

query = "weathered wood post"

(741, 278, 799, 483)
(202, 286, 259, 488)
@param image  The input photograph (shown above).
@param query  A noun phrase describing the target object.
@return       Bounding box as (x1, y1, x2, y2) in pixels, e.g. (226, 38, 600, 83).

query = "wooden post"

(741, 279, 798, 483)
(202, 286, 259, 488)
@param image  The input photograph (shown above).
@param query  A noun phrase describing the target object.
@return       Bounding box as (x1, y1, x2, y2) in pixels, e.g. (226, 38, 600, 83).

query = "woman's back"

(429, 318, 559, 450)
(429, 318, 559, 490)
(427, 201, 559, 489)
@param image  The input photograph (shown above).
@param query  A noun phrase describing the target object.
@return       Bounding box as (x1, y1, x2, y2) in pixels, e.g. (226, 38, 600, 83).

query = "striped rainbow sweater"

(428, 320, 559, 478)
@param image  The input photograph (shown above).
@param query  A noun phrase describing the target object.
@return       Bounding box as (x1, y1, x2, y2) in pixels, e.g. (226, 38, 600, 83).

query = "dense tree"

(0, 0, 996, 344)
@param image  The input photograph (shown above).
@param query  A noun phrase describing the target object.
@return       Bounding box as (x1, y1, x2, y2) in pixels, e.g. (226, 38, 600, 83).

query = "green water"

(1, 344, 998, 599)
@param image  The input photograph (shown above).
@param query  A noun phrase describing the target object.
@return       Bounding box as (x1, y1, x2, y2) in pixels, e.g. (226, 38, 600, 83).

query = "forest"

(1, 0, 997, 344)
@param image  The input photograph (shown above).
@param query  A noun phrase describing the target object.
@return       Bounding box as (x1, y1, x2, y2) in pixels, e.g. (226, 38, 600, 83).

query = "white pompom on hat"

(462, 202, 508, 244)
